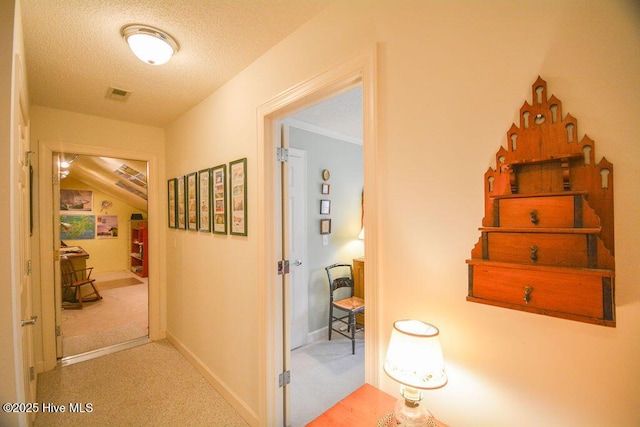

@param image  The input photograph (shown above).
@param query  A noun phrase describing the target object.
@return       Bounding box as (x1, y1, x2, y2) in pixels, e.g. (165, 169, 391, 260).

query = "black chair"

(325, 263, 365, 354)
(60, 257, 102, 309)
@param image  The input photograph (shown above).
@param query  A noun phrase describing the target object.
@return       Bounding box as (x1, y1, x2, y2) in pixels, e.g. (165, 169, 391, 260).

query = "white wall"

(164, 1, 640, 425)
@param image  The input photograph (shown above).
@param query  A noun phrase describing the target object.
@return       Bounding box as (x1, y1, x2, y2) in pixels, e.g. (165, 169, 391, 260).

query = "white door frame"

(257, 45, 379, 426)
(38, 141, 162, 371)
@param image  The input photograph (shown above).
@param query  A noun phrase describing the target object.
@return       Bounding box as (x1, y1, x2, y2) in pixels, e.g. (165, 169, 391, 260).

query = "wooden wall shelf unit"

(467, 77, 615, 327)
(129, 219, 148, 278)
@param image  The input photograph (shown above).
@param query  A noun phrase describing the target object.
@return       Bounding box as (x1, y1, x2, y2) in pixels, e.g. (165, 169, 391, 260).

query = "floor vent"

(105, 86, 132, 102)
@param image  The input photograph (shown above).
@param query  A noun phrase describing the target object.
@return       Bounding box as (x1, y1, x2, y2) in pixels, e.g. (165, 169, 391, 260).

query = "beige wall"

(60, 176, 143, 273)
(165, 1, 640, 425)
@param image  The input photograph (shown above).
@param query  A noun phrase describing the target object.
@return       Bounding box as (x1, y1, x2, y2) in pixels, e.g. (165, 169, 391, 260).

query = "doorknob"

(21, 316, 38, 327)
(293, 260, 303, 266)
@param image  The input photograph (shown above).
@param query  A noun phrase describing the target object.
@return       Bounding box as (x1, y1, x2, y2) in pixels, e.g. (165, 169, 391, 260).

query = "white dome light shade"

(121, 25, 179, 66)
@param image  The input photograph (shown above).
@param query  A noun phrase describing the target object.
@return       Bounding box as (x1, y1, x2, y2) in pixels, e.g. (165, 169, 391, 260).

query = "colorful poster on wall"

(60, 215, 96, 240)
(97, 215, 118, 238)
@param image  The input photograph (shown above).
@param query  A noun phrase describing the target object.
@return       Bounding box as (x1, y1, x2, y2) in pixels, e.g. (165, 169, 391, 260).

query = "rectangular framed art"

(229, 158, 247, 236)
(198, 168, 212, 232)
(60, 189, 93, 211)
(177, 176, 186, 229)
(320, 199, 331, 215)
(320, 218, 332, 235)
(168, 178, 177, 228)
(212, 164, 227, 234)
(186, 172, 198, 231)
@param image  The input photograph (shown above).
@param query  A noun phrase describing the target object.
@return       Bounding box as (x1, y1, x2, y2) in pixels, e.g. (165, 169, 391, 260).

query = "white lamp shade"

(383, 320, 447, 390)
(122, 25, 178, 66)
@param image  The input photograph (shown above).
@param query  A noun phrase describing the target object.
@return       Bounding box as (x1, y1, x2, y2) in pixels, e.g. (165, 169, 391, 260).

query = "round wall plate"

(322, 169, 330, 181)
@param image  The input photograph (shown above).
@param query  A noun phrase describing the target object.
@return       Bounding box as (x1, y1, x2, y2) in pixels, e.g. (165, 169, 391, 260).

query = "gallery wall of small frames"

(168, 158, 247, 236)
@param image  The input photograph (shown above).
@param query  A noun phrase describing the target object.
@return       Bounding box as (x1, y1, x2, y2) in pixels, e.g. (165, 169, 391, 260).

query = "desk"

(61, 246, 90, 267)
(306, 384, 395, 426)
(60, 247, 90, 301)
(307, 384, 449, 427)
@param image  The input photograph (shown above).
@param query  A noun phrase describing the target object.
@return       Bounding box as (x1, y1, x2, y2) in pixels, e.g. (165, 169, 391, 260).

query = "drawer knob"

(524, 286, 533, 304)
(530, 245, 538, 262)
(530, 209, 539, 225)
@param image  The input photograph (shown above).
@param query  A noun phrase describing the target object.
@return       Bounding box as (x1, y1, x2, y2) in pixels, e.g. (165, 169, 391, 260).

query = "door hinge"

(25, 150, 34, 167)
(26, 260, 32, 275)
(29, 366, 35, 381)
(278, 370, 291, 387)
(276, 147, 289, 163)
(56, 325, 61, 337)
(277, 260, 290, 275)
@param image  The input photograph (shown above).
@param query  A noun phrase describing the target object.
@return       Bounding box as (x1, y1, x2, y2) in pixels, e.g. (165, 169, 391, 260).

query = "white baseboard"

(165, 331, 259, 427)
(306, 326, 328, 344)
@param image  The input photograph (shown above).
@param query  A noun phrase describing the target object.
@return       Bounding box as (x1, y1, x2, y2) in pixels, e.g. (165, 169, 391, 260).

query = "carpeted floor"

(93, 277, 143, 290)
(35, 340, 249, 427)
(290, 333, 365, 426)
(51, 270, 362, 426)
(61, 271, 148, 357)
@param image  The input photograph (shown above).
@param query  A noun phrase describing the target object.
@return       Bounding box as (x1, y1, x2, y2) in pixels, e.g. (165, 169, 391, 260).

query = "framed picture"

(320, 199, 331, 215)
(320, 218, 331, 235)
(198, 168, 212, 232)
(212, 164, 227, 234)
(229, 158, 247, 236)
(186, 172, 198, 231)
(60, 214, 96, 240)
(167, 178, 177, 228)
(321, 183, 330, 195)
(60, 189, 92, 211)
(97, 215, 118, 238)
(177, 176, 186, 229)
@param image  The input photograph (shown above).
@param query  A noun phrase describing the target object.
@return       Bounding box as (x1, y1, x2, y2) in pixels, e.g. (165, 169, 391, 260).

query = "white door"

(287, 147, 308, 350)
(278, 126, 310, 425)
(16, 65, 37, 423)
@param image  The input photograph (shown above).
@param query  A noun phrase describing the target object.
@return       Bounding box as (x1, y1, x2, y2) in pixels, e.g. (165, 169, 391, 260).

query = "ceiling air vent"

(105, 87, 132, 102)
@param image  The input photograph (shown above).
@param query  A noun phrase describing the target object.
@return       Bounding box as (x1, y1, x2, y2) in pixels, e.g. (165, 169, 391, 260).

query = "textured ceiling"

(288, 86, 363, 143)
(21, 0, 333, 127)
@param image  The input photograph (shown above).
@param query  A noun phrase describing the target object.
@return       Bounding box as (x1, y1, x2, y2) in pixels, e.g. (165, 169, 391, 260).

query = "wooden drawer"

(485, 233, 589, 267)
(467, 261, 614, 323)
(494, 194, 584, 228)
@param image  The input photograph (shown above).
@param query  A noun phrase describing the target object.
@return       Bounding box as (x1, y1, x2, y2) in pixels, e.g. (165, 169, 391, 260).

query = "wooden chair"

(325, 263, 365, 354)
(60, 257, 102, 309)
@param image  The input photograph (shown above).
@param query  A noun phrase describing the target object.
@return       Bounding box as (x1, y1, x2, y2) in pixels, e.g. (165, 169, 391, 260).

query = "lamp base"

(377, 412, 441, 427)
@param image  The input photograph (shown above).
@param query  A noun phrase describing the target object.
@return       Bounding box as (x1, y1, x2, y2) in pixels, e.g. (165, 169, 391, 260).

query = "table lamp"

(383, 320, 447, 426)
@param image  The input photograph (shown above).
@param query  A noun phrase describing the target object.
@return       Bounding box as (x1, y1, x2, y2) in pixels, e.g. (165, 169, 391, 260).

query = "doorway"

(38, 140, 160, 371)
(257, 47, 378, 427)
(54, 153, 149, 360)
(284, 103, 365, 425)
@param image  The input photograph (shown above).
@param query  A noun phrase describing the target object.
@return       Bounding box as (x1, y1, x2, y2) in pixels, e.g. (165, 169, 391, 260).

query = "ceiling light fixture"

(121, 24, 179, 66)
